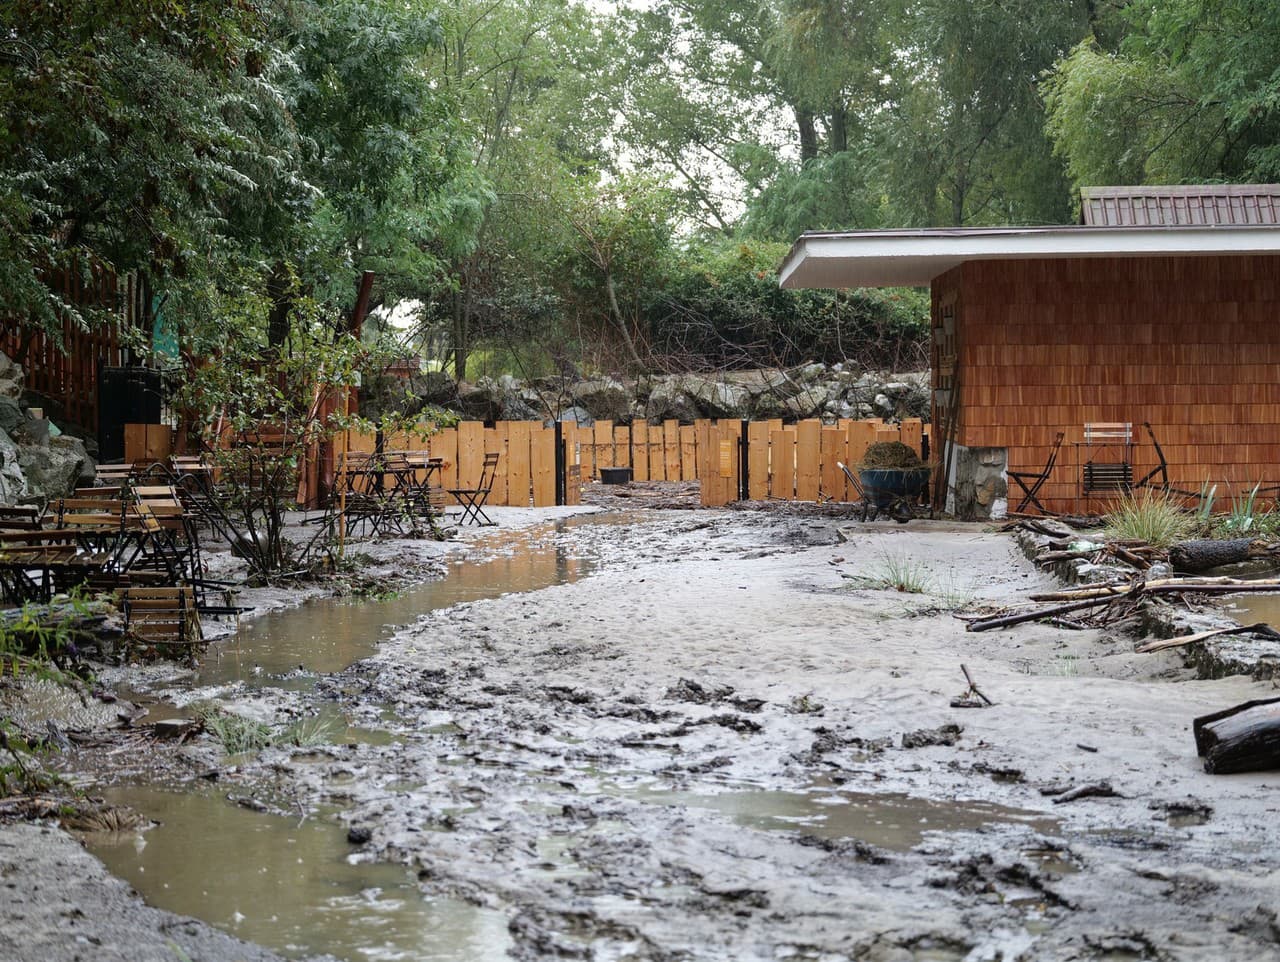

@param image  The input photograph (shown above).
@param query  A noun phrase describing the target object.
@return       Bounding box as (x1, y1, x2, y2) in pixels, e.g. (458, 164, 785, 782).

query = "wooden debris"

(1136, 623, 1280, 653)
(1052, 781, 1120, 804)
(950, 663, 995, 708)
(1194, 698, 1280, 774)
(1168, 538, 1273, 573)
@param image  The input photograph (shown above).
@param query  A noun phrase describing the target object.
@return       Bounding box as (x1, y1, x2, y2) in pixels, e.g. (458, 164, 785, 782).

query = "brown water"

(624, 783, 1060, 851)
(1226, 594, 1280, 628)
(196, 513, 630, 687)
(84, 513, 642, 961)
(85, 785, 512, 961)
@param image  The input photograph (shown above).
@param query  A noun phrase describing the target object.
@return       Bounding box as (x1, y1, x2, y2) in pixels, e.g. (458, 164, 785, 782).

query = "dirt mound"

(858, 441, 923, 470)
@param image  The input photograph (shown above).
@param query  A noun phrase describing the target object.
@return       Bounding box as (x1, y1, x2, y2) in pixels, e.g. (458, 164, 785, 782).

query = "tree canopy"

(3, 0, 1277, 379)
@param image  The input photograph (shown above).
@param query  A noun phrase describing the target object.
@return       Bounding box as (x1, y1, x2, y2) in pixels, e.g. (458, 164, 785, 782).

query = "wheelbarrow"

(837, 462, 930, 524)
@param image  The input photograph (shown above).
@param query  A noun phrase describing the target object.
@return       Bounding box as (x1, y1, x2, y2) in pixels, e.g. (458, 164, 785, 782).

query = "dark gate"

(97, 365, 168, 462)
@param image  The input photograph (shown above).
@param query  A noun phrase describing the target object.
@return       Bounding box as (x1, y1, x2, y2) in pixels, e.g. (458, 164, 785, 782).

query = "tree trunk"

(452, 287, 468, 382)
(266, 262, 293, 349)
(796, 108, 819, 162)
(604, 271, 644, 371)
(829, 103, 849, 154)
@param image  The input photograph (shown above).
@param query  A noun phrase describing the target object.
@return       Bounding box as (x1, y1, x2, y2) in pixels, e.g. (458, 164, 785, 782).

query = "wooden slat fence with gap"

(700, 417, 928, 507)
(118, 417, 925, 510)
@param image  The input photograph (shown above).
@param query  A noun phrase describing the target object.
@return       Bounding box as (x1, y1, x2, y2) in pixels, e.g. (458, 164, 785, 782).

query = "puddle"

(1226, 594, 1280, 629)
(83, 785, 513, 962)
(195, 513, 645, 687)
(622, 783, 1059, 851)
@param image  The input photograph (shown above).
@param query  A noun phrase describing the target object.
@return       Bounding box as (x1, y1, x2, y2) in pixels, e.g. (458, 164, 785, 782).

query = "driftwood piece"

(1052, 781, 1120, 804)
(1136, 623, 1280, 653)
(966, 597, 1112, 632)
(1168, 538, 1278, 573)
(1194, 698, 1280, 774)
(1029, 576, 1280, 603)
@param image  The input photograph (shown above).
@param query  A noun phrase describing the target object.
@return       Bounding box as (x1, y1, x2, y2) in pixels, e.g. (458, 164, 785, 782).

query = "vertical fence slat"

(507, 421, 532, 506)
(486, 425, 508, 506)
(747, 422, 769, 500)
(615, 425, 631, 469)
(593, 420, 614, 475)
(772, 427, 796, 500)
(457, 420, 485, 489)
(531, 424, 556, 506)
(796, 419, 821, 502)
(631, 420, 650, 481)
(664, 420, 681, 481)
(820, 427, 845, 502)
(680, 425, 697, 481)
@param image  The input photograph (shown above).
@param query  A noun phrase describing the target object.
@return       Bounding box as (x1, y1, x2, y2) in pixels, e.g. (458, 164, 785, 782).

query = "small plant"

(1214, 483, 1272, 538)
(201, 710, 274, 755)
(1105, 489, 1194, 548)
(870, 550, 932, 594)
(282, 716, 340, 748)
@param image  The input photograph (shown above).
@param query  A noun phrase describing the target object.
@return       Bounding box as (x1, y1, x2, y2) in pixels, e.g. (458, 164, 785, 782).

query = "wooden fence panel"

(593, 420, 614, 475)
(486, 426, 508, 505)
(431, 428, 459, 493)
(796, 420, 821, 502)
(648, 420, 666, 480)
(531, 425, 556, 506)
(664, 420, 681, 480)
(820, 427, 846, 501)
(899, 418, 923, 457)
(615, 426, 631, 469)
(457, 421, 485, 490)
(680, 425, 697, 481)
(848, 420, 877, 471)
(771, 427, 796, 499)
(507, 421, 532, 506)
(631, 421, 649, 480)
(747, 421, 770, 500)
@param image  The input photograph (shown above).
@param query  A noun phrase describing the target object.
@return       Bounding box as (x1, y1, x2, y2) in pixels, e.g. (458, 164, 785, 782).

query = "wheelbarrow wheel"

(891, 500, 913, 524)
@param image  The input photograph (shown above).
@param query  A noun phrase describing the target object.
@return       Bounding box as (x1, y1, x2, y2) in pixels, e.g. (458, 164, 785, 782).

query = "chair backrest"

(1084, 422, 1132, 444)
(478, 451, 501, 491)
(1043, 432, 1066, 474)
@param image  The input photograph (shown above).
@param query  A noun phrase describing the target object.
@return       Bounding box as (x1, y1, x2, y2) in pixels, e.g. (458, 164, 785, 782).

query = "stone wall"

(366, 362, 931, 428)
(0, 352, 95, 504)
(946, 444, 1008, 521)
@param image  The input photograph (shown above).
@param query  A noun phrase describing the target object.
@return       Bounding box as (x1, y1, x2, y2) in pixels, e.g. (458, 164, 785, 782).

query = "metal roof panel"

(1081, 185, 1280, 226)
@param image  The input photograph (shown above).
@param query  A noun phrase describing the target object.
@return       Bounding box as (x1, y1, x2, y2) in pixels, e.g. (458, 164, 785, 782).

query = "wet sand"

(7, 507, 1280, 961)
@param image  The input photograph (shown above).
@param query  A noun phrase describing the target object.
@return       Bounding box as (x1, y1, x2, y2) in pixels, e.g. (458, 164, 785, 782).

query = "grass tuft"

(1105, 490, 1194, 548)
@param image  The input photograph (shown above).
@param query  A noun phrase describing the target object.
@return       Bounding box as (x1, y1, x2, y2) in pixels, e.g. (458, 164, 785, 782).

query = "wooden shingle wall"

(945, 255, 1280, 513)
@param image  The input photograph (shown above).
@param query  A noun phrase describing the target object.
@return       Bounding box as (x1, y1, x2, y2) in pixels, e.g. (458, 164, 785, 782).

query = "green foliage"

(1106, 490, 1195, 548)
(645, 240, 929, 370)
(1045, 0, 1280, 186)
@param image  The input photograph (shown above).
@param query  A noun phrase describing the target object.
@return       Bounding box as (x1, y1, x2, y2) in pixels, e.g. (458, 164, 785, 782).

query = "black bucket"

(600, 467, 632, 485)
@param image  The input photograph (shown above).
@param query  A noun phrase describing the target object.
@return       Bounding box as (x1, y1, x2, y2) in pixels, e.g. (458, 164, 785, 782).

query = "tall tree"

(1044, 0, 1280, 187)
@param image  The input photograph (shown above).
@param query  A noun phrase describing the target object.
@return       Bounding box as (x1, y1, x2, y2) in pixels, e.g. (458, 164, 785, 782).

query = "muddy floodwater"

(87, 785, 512, 961)
(46, 510, 1280, 961)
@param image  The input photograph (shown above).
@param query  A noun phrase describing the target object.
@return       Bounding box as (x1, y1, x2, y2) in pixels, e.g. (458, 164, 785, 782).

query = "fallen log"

(1136, 622, 1280, 653)
(1168, 538, 1280, 573)
(1194, 698, 1280, 774)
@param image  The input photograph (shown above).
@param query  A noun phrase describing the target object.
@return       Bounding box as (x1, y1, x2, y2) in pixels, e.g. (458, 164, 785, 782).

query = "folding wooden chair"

(449, 452, 500, 526)
(1007, 432, 1065, 514)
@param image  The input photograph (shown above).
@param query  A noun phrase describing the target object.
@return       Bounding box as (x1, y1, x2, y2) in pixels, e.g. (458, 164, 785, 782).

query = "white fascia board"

(777, 226, 1280, 290)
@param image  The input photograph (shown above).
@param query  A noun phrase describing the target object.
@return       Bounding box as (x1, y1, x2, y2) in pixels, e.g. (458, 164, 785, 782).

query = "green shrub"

(1106, 490, 1194, 548)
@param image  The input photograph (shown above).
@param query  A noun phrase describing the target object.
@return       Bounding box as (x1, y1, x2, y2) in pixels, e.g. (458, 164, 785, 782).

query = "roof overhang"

(778, 225, 1280, 289)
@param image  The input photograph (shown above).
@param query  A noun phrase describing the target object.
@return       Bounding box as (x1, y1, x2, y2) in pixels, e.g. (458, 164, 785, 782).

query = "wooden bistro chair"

(448, 451, 500, 526)
(1007, 432, 1065, 514)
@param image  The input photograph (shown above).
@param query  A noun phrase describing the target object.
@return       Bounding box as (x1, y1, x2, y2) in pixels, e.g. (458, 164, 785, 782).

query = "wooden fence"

(120, 416, 926, 510)
(697, 417, 926, 507)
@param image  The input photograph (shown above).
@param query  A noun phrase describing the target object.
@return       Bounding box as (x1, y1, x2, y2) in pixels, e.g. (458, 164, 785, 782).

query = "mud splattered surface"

(8, 507, 1280, 961)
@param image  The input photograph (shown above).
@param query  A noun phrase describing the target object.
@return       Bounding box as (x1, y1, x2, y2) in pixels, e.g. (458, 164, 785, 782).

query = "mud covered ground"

(6, 504, 1280, 961)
